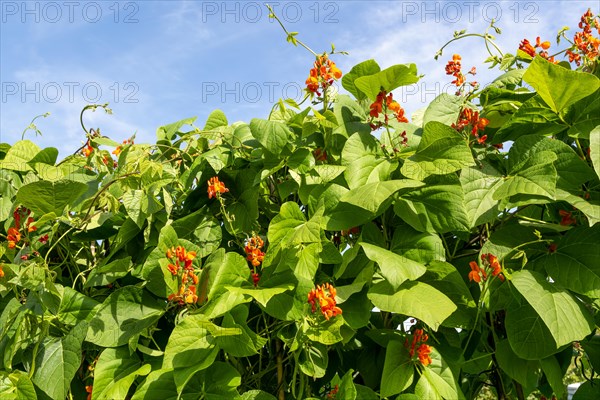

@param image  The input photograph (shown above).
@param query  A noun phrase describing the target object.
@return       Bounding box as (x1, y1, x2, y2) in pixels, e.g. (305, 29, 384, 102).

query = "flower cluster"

(313, 148, 327, 162)
(369, 90, 408, 127)
(305, 54, 342, 97)
(207, 177, 229, 199)
(566, 9, 600, 66)
(405, 328, 432, 367)
(245, 235, 265, 286)
(559, 209, 577, 226)
(0, 264, 5, 278)
(326, 385, 339, 399)
(452, 107, 489, 144)
(445, 54, 477, 94)
(82, 140, 94, 157)
(165, 246, 199, 305)
(6, 207, 37, 249)
(518, 37, 556, 63)
(469, 253, 504, 283)
(307, 283, 342, 320)
(113, 138, 134, 156)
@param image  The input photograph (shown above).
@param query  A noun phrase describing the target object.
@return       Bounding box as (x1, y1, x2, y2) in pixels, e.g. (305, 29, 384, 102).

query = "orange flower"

(82, 141, 94, 157)
(112, 146, 122, 156)
(245, 236, 265, 268)
(313, 148, 327, 161)
(369, 91, 409, 124)
(305, 54, 342, 97)
(478, 253, 505, 282)
(519, 39, 537, 57)
(207, 177, 229, 199)
(405, 328, 432, 366)
(86, 385, 93, 400)
(417, 343, 432, 366)
(536, 36, 551, 50)
(7, 227, 21, 248)
(307, 283, 342, 320)
(452, 107, 489, 143)
(0, 265, 4, 278)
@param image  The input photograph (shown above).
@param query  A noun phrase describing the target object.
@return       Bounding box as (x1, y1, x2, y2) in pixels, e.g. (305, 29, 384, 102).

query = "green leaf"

(203, 109, 228, 131)
(368, 281, 457, 330)
(354, 64, 420, 101)
(0, 140, 40, 171)
(389, 226, 445, 264)
(341, 59, 381, 101)
(493, 95, 567, 143)
(16, 180, 88, 216)
(268, 202, 320, 247)
(523, 56, 600, 113)
(493, 138, 558, 205)
(573, 379, 600, 400)
(495, 339, 541, 390)
(216, 306, 268, 357)
(591, 125, 600, 180)
(380, 340, 414, 398)
(86, 287, 165, 347)
(540, 356, 567, 399)
(250, 118, 291, 155)
(414, 349, 463, 400)
(0, 370, 37, 400)
(31, 322, 87, 400)
(225, 284, 294, 308)
(333, 95, 370, 136)
(240, 390, 277, 400)
(339, 179, 424, 214)
(130, 369, 178, 400)
(29, 147, 59, 166)
(511, 270, 594, 350)
(156, 117, 197, 141)
(305, 316, 344, 345)
(359, 242, 426, 289)
(84, 257, 131, 288)
(401, 121, 475, 181)
(460, 164, 504, 228)
(394, 175, 470, 234)
(422, 93, 463, 127)
(530, 225, 600, 300)
(57, 286, 101, 326)
(298, 342, 328, 378)
(92, 347, 150, 400)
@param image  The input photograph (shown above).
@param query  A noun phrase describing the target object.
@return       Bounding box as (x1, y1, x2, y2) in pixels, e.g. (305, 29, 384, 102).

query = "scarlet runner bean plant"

(1, 7, 600, 400)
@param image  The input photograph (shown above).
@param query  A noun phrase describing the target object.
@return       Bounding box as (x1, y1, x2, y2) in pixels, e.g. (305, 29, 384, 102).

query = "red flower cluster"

(313, 148, 327, 162)
(305, 54, 342, 97)
(566, 9, 600, 66)
(113, 138, 134, 156)
(207, 177, 229, 199)
(452, 107, 489, 144)
(245, 236, 265, 268)
(559, 209, 577, 226)
(405, 328, 432, 367)
(82, 140, 94, 157)
(6, 207, 37, 249)
(326, 384, 339, 399)
(369, 90, 408, 124)
(519, 37, 556, 63)
(445, 54, 478, 95)
(307, 283, 342, 320)
(165, 246, 199, 305)
(469, 253, 504, 283)
(0, 264, 4, 278)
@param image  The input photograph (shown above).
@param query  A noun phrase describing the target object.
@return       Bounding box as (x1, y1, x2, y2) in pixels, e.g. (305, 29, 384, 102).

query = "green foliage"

(1, 10, 600, 400)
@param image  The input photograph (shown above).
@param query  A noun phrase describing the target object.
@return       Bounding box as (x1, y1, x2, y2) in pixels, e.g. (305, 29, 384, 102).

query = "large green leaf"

(86, 287, 165, 347)
(380, 340, 414, 398)
(529, 225, 600, 300)
(267, 202, 321, 247)
(156, 116, 197, 141)
(493, 95, 567, 143)
(506, 302, 561, 360)
(250, 118, 291, 155)
(368, 281, 456, 330)
(523, 56, 600, 113)
(56, 286, 100, 326)
(15, 179, 88, 215)
(216, 306, 268, 357)
(394, 174, 469, 233)
(493, 136, 558, 205)
(354, 64, 420, 101)
(511, 270, 594, 350)
(414, 349, 464, 400)
(359, 242, 426, 289)
(92, 347, 151, 400)
(0, 140, 40, 171)
(389, 226, 445, 264)
(333, 95, 371, 136)
(339, 179, 424, 214)
(31, 322, 87, 400)
(203, 109, 228, 131)
(495, 340, 541, 390)
(401, 121, 475, 181)
(341, 59, 381, 101)
(422, 93, 463, 127)
(460, 164, 504, 228)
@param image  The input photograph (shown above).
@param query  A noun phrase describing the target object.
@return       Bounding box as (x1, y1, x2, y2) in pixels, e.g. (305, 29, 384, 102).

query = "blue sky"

(0, 0, 597, 156)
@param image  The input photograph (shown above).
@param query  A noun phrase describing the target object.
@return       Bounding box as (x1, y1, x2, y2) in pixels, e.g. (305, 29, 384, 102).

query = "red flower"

(405, 328, 432, 366)
(305, 54, 342, 97)
(207, 177, 229, 199)
(252, 272, 260, 287)
(308, 283, 342, 320)
(417, 343, 432, 366)
(7, 227, 21, 249)
(82, 141, 94, 157)
(559, 210, 577, 226)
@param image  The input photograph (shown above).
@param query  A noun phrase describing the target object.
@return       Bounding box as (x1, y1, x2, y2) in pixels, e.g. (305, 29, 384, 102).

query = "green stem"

(266, 4, 317, 56)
